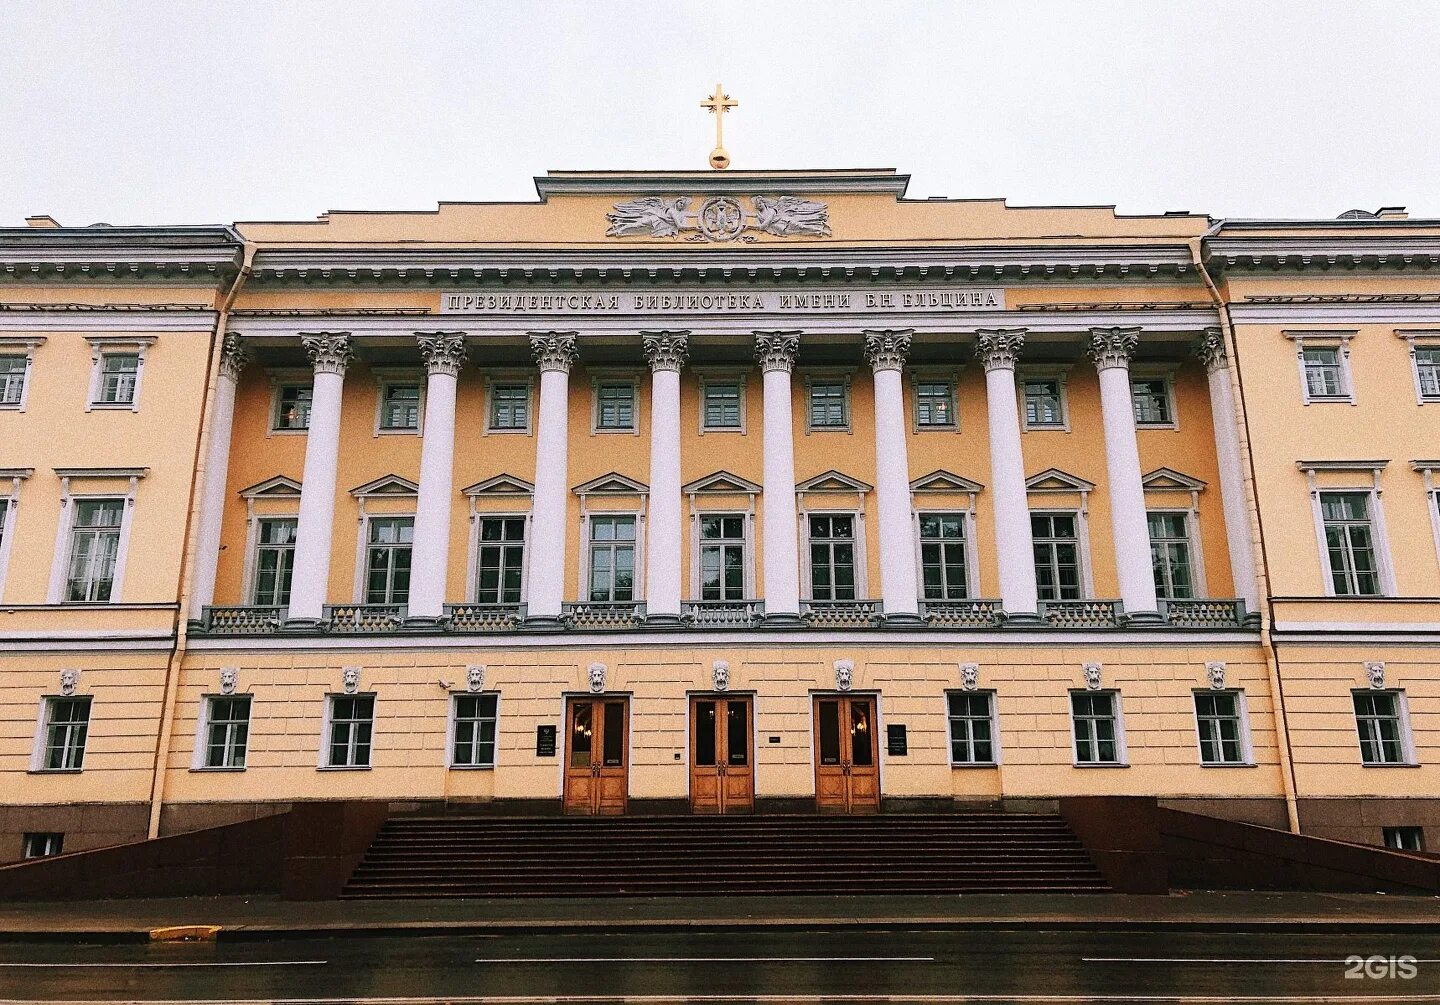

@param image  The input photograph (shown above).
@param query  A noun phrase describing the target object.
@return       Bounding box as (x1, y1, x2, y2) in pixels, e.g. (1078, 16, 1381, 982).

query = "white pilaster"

(1198, 328, 1260, 614)
(755, 331, 802, 622)
(865, 329, 920, 621)
(526, 332, 578, 624)
(407, 332, 466, 623)
(642, 331, 688, 623)
(976, 328, 1039, 620)
(191, 334, 248, 611)
(1089, 326, 1161, 622)
(286, 333, 351, 626)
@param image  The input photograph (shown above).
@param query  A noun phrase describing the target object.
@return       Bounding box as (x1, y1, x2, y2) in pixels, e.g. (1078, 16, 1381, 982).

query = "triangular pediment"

(796, 470, 873, 494)
(349, 474, 419, 498)
(910, 469, 985, 494)
(238, 475, 302, 499)
(573, 471, 649, 496)
(682, 470, 763, 495)
(1142, 467, 1207, 492)
(1025, 468, 1096, 493)
(461, 473, 535, 497)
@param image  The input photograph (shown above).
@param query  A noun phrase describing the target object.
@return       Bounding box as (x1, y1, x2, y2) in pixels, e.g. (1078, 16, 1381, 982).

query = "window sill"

(1304, 397, 1354, 404)
(448, 764, 497, 771)
(1072, 762, 1129, 768)
(949, 762, 999, 770)
(916, 424, 958, 432)
(28, 768, 83, 775)
(1360, 762, 1421, 768)
(701, 426, 743, 434)
(484, 427, 532, 435)
(375, 428, 420, 436)
(268, 427, 309, 436)
(1136, 423, 1178, 431)
(87, 401, 136, 410)
(592, 427, 637, 435)
(190, 766, 247, 773)
(317, 765, 373, 771)
(1199, 761, 1257, 768)
(807, 426, 851, 434)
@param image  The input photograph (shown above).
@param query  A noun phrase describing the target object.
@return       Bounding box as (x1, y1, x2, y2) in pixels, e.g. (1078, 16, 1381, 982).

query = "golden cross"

(701, 83, 737, 169)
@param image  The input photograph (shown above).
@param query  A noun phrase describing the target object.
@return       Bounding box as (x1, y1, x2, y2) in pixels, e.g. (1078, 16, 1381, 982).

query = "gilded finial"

(701, 83, 737, 169)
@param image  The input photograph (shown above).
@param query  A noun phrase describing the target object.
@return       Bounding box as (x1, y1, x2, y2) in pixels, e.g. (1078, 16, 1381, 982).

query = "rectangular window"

(97, 353, 139, 405)
(947, 691, 997, 765)
(1320, 492, 1381, 597)
(451, 693, 499, 767)
(0, 355, 27, 406)
(1354, 691, 1408, 766)
(273, 384, 312, 430)
(65, 498, 123, 603)
(327, 694, 374, 768)
(40, 696, 91, 771)
(919, 513, 969, 600)
(915, 380, 956, 428)
(1194, 692, 1246, 765)
(1148, 511, 1194, 600)
(1023, 379, 1064, 427)
(22, 833, 63, 859)
(1416, 347, 1440, 400)
(808, 380, 847, 428)
(1383, 826, 1425, 852)
(378, 383, 420, 430)
(365, 517, 414, 605)
(588, 515, 636, 602)
(0, 498, 8, 554)
(252, 518, 297, 606)
(1071, 691, 1121, 765)
(595, 383, 635, 430)
(702, 382, 742, 429)
(1032, 512, 1081, 601)
(1302, 347, 1345, 399)
(489, 383, 530, 430)
(1131, 378, 1173, 426)
(699, 514, 746, 601)
(202, 695, 252, 769)
(475, 517, 525, 604)
(808, 514, 857, 600)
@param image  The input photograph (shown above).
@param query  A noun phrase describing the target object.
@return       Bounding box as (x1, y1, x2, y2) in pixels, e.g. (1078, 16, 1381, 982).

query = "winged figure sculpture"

(752, 195, 831, 237)
(605, 196, 692, 238)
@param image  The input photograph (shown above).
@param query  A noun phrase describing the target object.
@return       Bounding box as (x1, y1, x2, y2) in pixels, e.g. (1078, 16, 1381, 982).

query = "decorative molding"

(796, 470, 874, 495)
(342, 665, 361, 695)
(59, 668, 79, 696)
(219, 334, 250, 383)
(349, 474, 419, 499)
(1082, 663, 1103, 691)
(834, 659, 854, 692)
(466, 664, 486, 693)
(1196, 327, 1227, 373)
(863, 328, 913, 373)
(219, 666, 238, 695)
(974, 327, 1027, 371)
(461, 473, 534, 497)
(587, 662, 607, 693)
(1205, 661, 1227, 690)
(1087, 326, 1141, 370)
(641, 330, 690, 372)
(1025, 468, 1097, 494)
(300, 332, 352, 376)
(537, 169, 908, 198)
(682, 470, 763, 496)
(960, 662, 979, 691)
(528, 331, 578, 373)
(1365, 661, 1387, 689)
(1142, 467, 1208, 493)
(712, 660, 730, 692)
(573, 471, 649, 498)
(416, 331, 467, 377)
(910, 470, 985, 495)
(754, 331, 800, 373)
(604, 195, 830, 242)
(238, 475, 302, 499)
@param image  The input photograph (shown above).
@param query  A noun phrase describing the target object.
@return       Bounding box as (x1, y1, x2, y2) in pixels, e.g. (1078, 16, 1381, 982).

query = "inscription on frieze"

(440, 287, 1004, 316)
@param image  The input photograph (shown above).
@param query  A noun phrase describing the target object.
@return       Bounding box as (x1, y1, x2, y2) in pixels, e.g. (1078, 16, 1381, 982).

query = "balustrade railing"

(323, 604, 405, 633)
(800, 599, 885, 628)
(562, 601, 647, 630)
(682, 600, 764, 628)
(1160, 598, 1250, 628)
(194, 605, 283, 634)
(1039, 599, 1124, 628)
(444, 603, 525, 632)
(920, 599, 1004, 628)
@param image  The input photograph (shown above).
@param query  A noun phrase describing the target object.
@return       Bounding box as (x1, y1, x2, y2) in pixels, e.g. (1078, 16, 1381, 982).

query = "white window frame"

(1018, 366, 1072, 432)
(0, 336, 44, 412)
(1299, 462, 1395, 598)
(320, 692, 376, 770)
(355, 513, 415, 606)
(1068, 689, 1127, 767)
(85, 337, 153, 412)
(192, 693, 253, 771)
(447, 691, 501, 769)
(802, 510, 866, 601)
(945, 689, 1000, 766)
(248, 515, 299, 606)
(590, 371, 641, 435)
(267, 369, 313, 435)
(46, 468, 145, 605)
(371, 368, 424, 436)
(1352, 688, 1416, 767)
(914, 510, 979, 601)
(696, 369, 747, 435)
(582, 512, 643, 603)
(469, 512, 529, 605)
(910, 369, 960, 433)
(802, 369, 853, 434)
(1191, 688, 1254, 767)
(1147, 508, 1202, 600)
(0, 469, 31, 603)
(1397, 330, 1440, 405)
(1030, 508, 1091, 601)
(1412, 461, 1440, 581)
(484, 372, 535, 435)
(30, 694, 92, 773)
(692, 510, 751, 602)
(574, 477, 648, 604)
(238, 476, 302, 605)
(1129, 366, 1179, 430)
(1284, 331, 1357, 406)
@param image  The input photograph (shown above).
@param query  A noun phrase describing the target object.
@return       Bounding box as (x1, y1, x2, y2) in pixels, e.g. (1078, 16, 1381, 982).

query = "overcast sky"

(2, 2, 1437, 227)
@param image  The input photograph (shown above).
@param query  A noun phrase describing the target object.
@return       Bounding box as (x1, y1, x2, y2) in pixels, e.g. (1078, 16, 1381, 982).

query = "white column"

(755, 331, 802, 623)
(407, 332, 466, 624)
(526, 332, 578, 625)
(642, 330, 688, 624)
(976, 328, 1039, 621)
(865, 329, 921, 622)
(285, 333, 351, 626)
(1198, 327, 1260, 615)
(1089, 326, 1161, 622)
(191, 334, 247, 612)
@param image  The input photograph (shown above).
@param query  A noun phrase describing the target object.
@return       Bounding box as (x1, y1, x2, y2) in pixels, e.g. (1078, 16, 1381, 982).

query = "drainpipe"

(1190, 224, 1301, 834)
(146, 237, 255, 839)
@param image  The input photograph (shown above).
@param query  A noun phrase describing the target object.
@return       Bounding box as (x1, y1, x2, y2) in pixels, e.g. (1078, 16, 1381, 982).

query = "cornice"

(0, 226, 244, 284)
(1229, 301, 1440, 326)
(1204, 234, 1440, 273)
(534, 169, 911, 198)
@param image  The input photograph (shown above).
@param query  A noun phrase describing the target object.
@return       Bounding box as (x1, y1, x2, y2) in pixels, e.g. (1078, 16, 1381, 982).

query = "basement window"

(22, 832, 63, 859)
(1382, 826, 1424, 852)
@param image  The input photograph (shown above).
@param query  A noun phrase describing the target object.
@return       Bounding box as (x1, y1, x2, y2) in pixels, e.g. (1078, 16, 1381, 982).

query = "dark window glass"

(694, 700, 716, 766)
(602, 702, 624, 766)
(808, 381, 847, 427)
(703, 382, 741, 429)
(726, 701, 748, 765)
(452, 693, 498, 767)
(817, 701, 841, 765)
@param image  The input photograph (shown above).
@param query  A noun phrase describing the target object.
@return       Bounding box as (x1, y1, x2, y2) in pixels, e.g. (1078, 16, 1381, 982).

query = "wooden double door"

(689, 695, 755, 813)
(563, 697, 629, 815)
(813, 694, 880, 813)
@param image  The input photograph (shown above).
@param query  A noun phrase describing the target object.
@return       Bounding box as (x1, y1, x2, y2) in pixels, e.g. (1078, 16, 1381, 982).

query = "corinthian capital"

(417, 331, 467, 377)
(863, 329, 913, 373)
(974, 328, 1027, 372)
(1196, 327, 1228, 373)
(642, 330, 690, 373)
(754, 330, 800, 373)
(301, 332, 353, 376)
(219, 333, 250, 382)
(529, 331, 578, 374)
(1087, 326, 1141, 370)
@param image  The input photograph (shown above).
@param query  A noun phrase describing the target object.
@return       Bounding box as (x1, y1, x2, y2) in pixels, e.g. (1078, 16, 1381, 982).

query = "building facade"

(2, 170, 1436, 861)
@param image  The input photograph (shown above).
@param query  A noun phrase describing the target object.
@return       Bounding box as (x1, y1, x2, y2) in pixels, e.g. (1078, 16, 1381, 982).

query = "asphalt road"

(2, 927, 1439, 1003)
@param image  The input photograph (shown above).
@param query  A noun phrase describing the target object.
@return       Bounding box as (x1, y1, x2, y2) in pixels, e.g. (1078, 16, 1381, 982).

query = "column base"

(760, 612, 806, 628)
(1124, 610, 1166, 627)
(401, 615, 449, 631)
(1000, 611, 1043, 626)
(281, 617, 327, 632)
(642, 612, 686, 629)
(881, 612, 926, 628)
